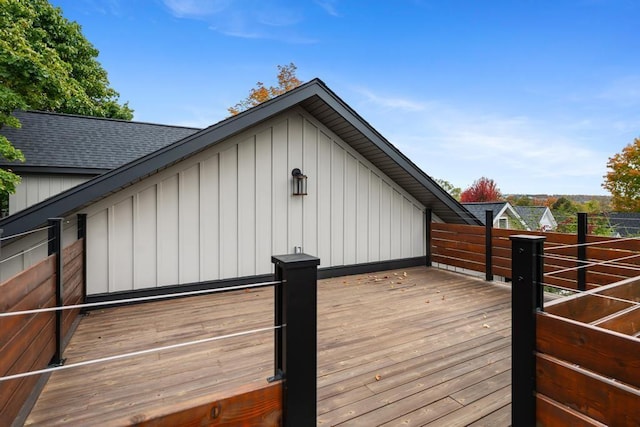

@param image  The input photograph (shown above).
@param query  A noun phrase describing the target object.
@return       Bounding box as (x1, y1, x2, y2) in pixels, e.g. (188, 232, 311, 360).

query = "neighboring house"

(0, 79, 480, 295)
(462, 201, 528, 230)
(607, 212, 640, 237)
(513, 205, 557, 232)
(0, 110, 200, 216)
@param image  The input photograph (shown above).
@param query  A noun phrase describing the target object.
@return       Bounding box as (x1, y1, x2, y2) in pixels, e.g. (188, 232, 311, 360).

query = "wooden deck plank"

(25, 266, 513, 426)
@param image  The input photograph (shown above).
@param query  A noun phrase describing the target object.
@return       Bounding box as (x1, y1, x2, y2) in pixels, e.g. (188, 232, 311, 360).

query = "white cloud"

(350, 86, 609, 194)
(162, 0, 327, 42)
(315, 0, 340, 17)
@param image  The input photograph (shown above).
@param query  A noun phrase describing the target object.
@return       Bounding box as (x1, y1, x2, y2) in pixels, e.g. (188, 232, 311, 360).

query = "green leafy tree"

(0, 0, 133, 199)
(602, 138, 640, 211)
(228, 63, 302, 115)
(435, 178, 461, 200)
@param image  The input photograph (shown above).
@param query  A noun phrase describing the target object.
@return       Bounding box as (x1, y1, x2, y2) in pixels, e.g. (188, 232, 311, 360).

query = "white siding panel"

(255, 129, 272, 273)
(135, 185, 157, 289)
(344, 153, 357, 265)
(10, 174, 91, 214)
(87, 210, 109, 295)
(402, 197, 413, 258)
(316, 131, 332, 267)
(272, 120, 288, 256)
(379, 181, 392, 260)
(220, 145, 238, 279)
(413, 205, 424, 256)
(288, 115, 303, 253)
(331, 143, 345, 265)
(158, 175, 180, 285)
(180, 165, 200, 283)
(238, 137, 256, 275)
(356, 163, 369, 263)
(303, 119, 318, 257)
(111, 197, 134, 292)
(201, 155, 220, 279)
(369, 173, 381, 262)
(391, 190, 402, 259)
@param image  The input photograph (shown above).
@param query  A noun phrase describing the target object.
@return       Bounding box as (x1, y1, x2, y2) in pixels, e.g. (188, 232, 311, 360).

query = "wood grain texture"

(26, 267, 514, 426)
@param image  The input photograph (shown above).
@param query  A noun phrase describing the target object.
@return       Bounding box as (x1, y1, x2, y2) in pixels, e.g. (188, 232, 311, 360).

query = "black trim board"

(84, 257, 428, 309)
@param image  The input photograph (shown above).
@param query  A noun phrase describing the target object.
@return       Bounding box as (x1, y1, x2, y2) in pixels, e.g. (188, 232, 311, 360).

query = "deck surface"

(26, 266, 512, 426)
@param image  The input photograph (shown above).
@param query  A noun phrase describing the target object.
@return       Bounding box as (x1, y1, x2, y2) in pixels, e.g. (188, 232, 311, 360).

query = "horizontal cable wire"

(0, 324, 282, 383)
(543, 252, 640, 272)
(0, 238, 54, 265)
(0, 280, 282, 317)
(545, 235, 640, 251)
(0, 225, 52, 242)
(543, 252, 640, 277)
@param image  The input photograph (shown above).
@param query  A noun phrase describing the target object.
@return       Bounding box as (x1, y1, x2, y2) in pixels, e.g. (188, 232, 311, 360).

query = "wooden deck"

(25, 266, 513, 426)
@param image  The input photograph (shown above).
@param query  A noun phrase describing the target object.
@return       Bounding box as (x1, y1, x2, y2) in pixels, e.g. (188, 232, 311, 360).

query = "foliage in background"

(552, 196, 614, 235)
(435, 178, 461, 200)
(228, 63, 302, 115)
(602, 137, 640, 212)
(0, 0, 133, 201)
(460, 177, 502, 202)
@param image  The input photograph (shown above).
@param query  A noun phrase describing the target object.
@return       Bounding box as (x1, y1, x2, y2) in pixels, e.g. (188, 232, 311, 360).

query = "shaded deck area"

(26, 266, 512, 426)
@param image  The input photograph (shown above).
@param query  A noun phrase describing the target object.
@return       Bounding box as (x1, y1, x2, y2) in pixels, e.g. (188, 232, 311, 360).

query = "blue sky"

(50, 0, 640, 195)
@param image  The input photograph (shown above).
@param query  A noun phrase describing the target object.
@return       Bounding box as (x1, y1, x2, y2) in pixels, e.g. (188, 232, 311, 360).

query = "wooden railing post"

(485, 210, 494, 281)
(271, 253, 320, 427)
(48, 218, 65, 366)
(577, 212, 587, 291)
(510, 234, 545, 426)
(425, 209, 432, 267)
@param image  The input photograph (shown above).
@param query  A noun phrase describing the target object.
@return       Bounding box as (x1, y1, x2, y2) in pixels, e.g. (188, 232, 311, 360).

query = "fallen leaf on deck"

(483, 324, 490, 328)
(403, 272, 407, 277)
(375, 374, 382, 381)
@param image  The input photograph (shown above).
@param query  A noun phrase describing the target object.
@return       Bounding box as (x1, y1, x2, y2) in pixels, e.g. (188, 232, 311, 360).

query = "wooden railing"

(0, 218, 86, 426)
(431, 220, 640, 290)
(511, 236, 640, 426)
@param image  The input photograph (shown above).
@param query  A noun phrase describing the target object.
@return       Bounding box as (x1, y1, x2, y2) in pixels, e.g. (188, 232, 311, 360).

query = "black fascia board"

(0, 166, 109, 175)
(0, 78, 478, 236)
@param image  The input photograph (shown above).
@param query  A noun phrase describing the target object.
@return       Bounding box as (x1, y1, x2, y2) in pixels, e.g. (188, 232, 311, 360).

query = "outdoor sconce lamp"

(291, 168, 308, 196)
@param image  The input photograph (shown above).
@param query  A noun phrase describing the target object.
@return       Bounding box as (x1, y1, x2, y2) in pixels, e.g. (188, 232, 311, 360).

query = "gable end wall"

(78, 109, 427, 295)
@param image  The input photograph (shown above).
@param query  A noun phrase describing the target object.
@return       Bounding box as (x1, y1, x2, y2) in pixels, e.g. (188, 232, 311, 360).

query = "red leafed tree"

(460, 177, 502, 202)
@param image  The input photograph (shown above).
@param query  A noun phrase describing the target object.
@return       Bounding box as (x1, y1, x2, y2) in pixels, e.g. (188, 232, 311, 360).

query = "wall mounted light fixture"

(291, 168, 308, 196)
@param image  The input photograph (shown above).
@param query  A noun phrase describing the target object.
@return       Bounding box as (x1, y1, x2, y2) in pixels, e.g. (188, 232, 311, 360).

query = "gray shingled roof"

(0, 110, 200, 172)
(607, 212, 640, 237)
(513, 206, 544, 230)
(462, 202, 509, 225)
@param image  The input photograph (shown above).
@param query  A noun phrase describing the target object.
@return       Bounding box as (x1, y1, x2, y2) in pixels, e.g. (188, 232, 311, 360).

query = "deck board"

(25, 266, 513, 426)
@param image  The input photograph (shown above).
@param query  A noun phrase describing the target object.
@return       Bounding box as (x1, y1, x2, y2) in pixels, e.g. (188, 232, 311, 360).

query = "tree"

(228, 63, 302, 115)
(435, 178, 461, 200)
(0, 0, 133, 197)
(602, 138, 640, 211)
(460, 177, 502, 202)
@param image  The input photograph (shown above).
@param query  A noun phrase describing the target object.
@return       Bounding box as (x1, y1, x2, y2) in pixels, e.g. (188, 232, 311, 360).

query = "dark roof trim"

(6, 166, 108, 175)
(0, 79, 478, 236)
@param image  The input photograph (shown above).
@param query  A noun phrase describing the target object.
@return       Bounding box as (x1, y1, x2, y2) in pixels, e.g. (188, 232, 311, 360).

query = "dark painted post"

(77, 214, 88, 305)
(271, 253, 320, 427)
(485, 210, 494, 281)
(425, 209, 432, 267)
(510, 234, 545, 426)
(577, 212, 587, 291)
(48, 218, 65, 366)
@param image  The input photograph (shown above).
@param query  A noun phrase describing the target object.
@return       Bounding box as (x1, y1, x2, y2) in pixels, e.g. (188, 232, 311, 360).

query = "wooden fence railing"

(511, 235, 640, 426)
(0, 217, 86, 426)
(431, 218, 640, 290)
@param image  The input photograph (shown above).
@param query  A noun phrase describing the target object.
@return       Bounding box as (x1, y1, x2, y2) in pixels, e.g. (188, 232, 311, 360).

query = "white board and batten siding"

(84, 108, 428, 295)
(9, 174, 93, 215)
